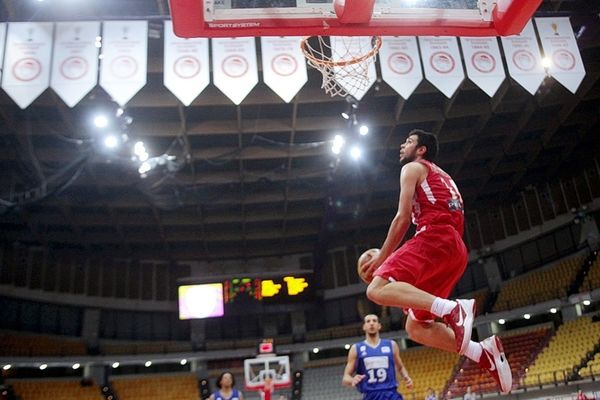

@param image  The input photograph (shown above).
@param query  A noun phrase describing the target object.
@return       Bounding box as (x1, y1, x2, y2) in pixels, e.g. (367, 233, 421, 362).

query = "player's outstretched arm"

(363, 162, 423, 274)
(392, 340, 413, 389)
(342, 344, 365, 388)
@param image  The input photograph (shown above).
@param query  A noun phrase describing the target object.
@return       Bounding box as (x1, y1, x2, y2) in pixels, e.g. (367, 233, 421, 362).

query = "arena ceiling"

(0, 0, 599, 262)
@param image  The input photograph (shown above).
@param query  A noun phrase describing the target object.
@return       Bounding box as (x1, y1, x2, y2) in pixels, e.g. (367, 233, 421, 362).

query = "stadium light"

(104, 135, 119, 149)
(93, 115, 109, 128)
(350, 145, 362, 160)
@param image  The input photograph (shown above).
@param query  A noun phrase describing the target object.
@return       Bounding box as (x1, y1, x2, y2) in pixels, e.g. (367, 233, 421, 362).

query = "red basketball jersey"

(411, 160, 464, 234)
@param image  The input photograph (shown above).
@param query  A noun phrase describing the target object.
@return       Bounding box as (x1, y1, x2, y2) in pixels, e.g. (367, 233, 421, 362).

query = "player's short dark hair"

(408, 129, 438, 161)
(363, 314, 380, 323)
(216, 371, 235, 389)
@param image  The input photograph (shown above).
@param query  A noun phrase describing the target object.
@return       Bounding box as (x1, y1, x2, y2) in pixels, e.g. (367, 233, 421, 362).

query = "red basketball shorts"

(373, 224, 468, 322)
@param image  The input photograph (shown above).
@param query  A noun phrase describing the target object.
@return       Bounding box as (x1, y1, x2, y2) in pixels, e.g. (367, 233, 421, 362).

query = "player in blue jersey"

(343, 314, 413, 400)
(210, 371, 244, 400)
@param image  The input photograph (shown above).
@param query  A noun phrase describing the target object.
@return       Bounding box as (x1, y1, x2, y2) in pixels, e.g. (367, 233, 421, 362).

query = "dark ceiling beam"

(451, 80, 511, 178)
(0, 132, 489, 163)
(236, 106, 248, 257)
(85, 165, 132, 254)
(511, 64, 600, 188)
(4, 103, 494, 140)
(150, 205, 172, 259)
(281, 97, 300, 250)
(177, 104, 195, 183)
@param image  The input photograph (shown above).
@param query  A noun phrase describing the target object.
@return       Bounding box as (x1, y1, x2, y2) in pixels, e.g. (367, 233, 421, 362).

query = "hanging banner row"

(0, 18, 585, 109)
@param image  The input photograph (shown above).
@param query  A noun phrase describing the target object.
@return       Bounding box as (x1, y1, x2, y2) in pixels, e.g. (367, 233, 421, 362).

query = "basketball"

(357, 248, 380, 284)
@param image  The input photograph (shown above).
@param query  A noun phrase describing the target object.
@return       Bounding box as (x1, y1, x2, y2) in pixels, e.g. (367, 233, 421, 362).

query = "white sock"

(464, 341, 482, 362)
(430, 297, 457, 318)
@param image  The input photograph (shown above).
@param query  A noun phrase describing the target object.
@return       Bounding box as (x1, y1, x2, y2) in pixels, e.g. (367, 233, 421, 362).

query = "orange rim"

(300, 36, 382, 68)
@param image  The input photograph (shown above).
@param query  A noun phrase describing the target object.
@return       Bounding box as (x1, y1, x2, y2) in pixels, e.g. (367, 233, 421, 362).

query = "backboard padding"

(168, 0, 542, 38)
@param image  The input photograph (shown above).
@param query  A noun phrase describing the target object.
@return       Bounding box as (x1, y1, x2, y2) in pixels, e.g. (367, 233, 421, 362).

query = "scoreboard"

(223, 275, 312, 304)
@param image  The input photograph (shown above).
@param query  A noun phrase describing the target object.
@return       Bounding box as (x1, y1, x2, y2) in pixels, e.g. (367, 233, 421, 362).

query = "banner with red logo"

(51, 22, 100, 107)
(261, 37, 307, 103)
(460, 37, 505, 97)
(419, 36, 464, 98)
(163, 20, 209, 106)
(212, 37, 258, 105)
(2, 23, 53, 109)
(379, 36, 422, 100)
(535, 17, 585, 94)
(99, 21, 148, 106)
(500, 21, 545, 95)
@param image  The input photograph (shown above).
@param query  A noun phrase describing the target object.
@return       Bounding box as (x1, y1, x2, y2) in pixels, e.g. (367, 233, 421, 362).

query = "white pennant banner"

(212, 37, 258, 105)
(0, 24, 6, 82)
(332, 36, 376, 100)
(2, 22, 53, 109)
(419, 36, 464, 98)
(535, 17, 585, 94)
(99, 21, 148, 106)
(501, 21, 545, 95)
(51, 21, 100, 107)
(379, 36, 422, 100)
(460, 37, 505, 97)
(163, 20, 209, 106)
(261, 36, 307, 103)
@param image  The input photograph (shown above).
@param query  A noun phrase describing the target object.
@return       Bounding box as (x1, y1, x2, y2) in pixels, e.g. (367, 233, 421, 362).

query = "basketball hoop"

(301, 36, 382, 98)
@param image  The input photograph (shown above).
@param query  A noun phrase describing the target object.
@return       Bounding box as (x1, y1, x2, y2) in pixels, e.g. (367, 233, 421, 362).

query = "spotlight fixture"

(523, 313, 531, 320)
(104, 135, 119, 149)
(350, 145, 362, 160)
(2, 364, 11, 371)
(498, 318, 505, 325)
(39, 364, 48, 370)
(331, 134, 345, 155)
(72, 363, 80, 370)
(344, 344, 350, 350)
(180, 359, 187, 366)
(145, 361, 152, 368)
(550, 308, 557, 314)
(359, 125, 369, 136)
(93, 115, 108, 128)
(312, 348, 319, 354)
(112, 362, 120, 369)
(583, 300, 591, 306)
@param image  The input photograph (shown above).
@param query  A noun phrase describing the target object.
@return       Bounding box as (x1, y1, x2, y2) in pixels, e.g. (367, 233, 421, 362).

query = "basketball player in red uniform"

(362, 129, 512, 394)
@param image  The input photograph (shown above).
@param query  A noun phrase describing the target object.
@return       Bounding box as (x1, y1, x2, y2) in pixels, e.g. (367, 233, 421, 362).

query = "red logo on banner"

(430, 52, 455, 74)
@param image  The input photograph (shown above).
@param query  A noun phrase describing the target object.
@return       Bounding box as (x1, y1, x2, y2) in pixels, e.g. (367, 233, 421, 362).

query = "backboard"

(169, 0, 543, 38)
(244, 355, 291, 391)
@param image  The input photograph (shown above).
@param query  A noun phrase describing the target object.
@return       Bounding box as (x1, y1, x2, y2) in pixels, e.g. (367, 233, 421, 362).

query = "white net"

(301, 36, 382, 98)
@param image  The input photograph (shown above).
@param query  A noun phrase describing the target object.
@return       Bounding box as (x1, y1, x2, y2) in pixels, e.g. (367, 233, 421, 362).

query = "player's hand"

(362, 255, 383, 279)
(403, 375, 413, 389)
(352, 374, 365, 387)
